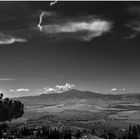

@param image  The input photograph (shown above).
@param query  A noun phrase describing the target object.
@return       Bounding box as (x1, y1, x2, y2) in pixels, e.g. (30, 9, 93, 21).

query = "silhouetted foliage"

(0, 123, 8, 131)
(75, 129, 82, 138)
(129, 124, 132, 132)
(100, 124, 140, 139)
(0, 93, 3, 100)
(99, 129, 115, 139)
(1, 108, 140, 139)
(0, 94, 24, 122)
(0, 130, 2, 139)
(91, 128, 95, 134)
(63, 128, 72, 139)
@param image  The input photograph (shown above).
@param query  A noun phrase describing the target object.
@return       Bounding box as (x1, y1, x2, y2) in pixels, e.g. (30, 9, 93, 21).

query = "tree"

(129, 124, 132, 132)
(91, 128, 95, 134)
(0, 93, 24, 122)
(0, 93, 3, 100)
(131, 125, 138, 138)
(75, 129, 82, 138)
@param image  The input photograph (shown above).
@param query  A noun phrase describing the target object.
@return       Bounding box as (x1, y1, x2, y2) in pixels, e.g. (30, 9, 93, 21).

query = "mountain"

(13, 89, 140, 124)
(15, 89, 105, 101)
(15, 89, 140, 101)
(10, 89, 140, 139)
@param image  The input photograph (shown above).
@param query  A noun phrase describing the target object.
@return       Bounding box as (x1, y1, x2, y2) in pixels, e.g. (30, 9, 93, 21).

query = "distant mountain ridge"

(15, 89, 140, 101)
(13, 89, 140, 120)
(15, 89, 104, 100)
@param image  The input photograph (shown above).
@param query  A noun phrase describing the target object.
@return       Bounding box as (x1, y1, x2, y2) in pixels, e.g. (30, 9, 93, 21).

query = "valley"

(6, 89, 140, 138)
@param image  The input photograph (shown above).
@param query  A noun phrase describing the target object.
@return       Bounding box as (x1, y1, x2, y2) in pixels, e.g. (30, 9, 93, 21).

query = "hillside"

(9, 89, 140, 139)
(15, 89, 140, 103)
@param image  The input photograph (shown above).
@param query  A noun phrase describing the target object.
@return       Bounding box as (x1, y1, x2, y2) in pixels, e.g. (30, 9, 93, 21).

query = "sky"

(0, 1, 140, 97)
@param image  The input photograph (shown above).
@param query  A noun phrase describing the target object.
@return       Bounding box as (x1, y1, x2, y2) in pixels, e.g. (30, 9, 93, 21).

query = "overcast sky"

(0, 1, 140, 97)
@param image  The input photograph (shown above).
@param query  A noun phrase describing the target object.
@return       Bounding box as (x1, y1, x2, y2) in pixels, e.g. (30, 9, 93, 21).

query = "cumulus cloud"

(110, 88, 118, 92)
(43, 87, 56, 92)
(56, 83, 74, 92)
(38, 11, 113, 41)
(0, 33, 27, 45)
(110, 88, 126, 92)
(37, 83, 75, 94)
(10, 88, 29, 92)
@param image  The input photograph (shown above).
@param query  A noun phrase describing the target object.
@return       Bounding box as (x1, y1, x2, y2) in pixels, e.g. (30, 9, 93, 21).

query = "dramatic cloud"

(37, 83, 75, 94)
(0, 33, 27, 45)
(38, 11, 55, 32)
(38, 11, 113, 41)
(10, 88, 29, 92)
